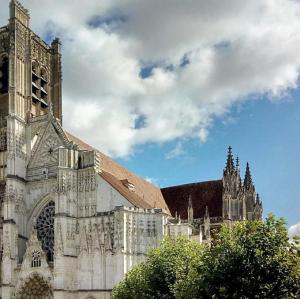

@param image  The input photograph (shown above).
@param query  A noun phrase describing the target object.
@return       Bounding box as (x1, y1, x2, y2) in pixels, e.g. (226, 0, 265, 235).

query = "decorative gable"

(20, 228, 50, 271)
(28, 120, 69, 170)
(29, 123, 60, 168)
(16, 228, 53, 297)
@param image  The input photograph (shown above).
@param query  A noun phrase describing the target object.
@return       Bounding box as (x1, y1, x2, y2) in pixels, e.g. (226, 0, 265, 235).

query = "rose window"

(36, 201, 55, 262)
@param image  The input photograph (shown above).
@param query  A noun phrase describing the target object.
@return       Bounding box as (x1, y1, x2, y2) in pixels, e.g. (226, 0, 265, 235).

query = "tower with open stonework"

(0, 0, 62, 122)
(0, 2, 63, 297)
(0, 2, 263, 299)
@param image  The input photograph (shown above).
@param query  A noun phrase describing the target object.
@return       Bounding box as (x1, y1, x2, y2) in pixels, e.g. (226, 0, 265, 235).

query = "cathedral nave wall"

(52, 207, 168, 293)
(96, 176, 134, 213)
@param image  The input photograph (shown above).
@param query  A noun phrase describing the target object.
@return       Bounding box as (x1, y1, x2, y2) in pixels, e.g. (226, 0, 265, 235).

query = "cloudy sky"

(0, 0, 299, 234)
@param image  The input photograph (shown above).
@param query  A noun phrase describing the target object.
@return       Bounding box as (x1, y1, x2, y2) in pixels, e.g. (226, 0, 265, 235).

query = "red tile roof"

(66, 132, 170, 213)
(161, 180, 223, 219)
(99, 171, 152, 209)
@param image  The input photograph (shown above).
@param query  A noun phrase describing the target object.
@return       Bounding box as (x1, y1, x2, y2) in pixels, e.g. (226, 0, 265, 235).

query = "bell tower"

(0, 2, 63, 297)
(0, 0, 62, 122)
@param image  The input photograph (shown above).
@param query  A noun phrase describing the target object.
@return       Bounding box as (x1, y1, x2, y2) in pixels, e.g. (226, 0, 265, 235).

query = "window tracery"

(31, 250, 41, 267)
(36, 201, 55, 261)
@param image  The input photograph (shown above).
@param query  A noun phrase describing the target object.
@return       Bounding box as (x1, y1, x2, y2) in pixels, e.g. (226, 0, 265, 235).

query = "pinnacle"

(256, 193, 260, 204)
(225, 145, 235, 173)
(205, 206, 209, 218)
(244, 162, 253, 189)
(236, 156, 240, 171)
(188, 194, 193, 207)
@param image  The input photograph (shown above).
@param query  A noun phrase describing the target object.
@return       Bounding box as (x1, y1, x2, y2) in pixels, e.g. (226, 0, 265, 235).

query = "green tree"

(112, 236, 205, 299)
(112, 215, 300, 299)
(200, 214, 300, 298)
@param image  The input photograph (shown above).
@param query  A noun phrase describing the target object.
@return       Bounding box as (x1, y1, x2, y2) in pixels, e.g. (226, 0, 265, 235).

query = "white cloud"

(1, 0, 300, 156)
(144, 177, 159, 186)
(288, 222, 300, 239)
(166, 142, 185, 160)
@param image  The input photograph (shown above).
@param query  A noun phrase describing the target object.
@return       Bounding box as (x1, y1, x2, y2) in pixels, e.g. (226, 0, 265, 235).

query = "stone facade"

(0, 2, 263, 299)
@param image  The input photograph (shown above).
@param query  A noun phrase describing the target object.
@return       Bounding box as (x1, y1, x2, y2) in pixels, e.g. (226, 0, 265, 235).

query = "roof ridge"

(66, 131, 161, 188)
(161, 179, 222, 190)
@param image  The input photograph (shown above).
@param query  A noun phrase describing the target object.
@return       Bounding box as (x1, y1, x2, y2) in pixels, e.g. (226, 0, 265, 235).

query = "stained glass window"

(36, 201, 55, 261)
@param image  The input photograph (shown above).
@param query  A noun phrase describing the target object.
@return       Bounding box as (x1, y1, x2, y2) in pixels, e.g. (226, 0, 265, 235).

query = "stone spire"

(256, 193, 262, 205)
(224, 146, 235, 174)
(187, 194, 193, 224)
(236, 156, 242, 185)
(203, 206, 211, 244)
(244, 162, 253, 190)
(253, 193, 263, 219)
(236, 156, 240, 170)
(205, 205, 209, 219)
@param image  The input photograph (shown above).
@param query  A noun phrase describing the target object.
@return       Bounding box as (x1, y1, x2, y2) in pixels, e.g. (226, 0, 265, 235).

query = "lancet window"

(31, 250, 41, 267)
(31, 61, 49, 115)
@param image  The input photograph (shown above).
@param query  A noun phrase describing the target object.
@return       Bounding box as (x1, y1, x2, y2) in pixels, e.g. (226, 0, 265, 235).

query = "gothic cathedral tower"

(222, 146, 262, 222)
(0, 1, 62, 297)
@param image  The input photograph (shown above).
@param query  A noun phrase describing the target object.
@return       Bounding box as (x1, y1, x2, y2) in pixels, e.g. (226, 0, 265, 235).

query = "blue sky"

(117, 93, 300, 226)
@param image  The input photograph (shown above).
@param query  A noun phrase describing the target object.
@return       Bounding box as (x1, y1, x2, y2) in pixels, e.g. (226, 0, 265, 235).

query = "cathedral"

(0, 1, 263, 298)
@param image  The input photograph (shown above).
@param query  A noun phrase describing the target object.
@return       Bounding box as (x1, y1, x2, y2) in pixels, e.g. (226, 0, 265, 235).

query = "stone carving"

(55, 219, 64, 256)
(16, 229, 53, 299)
(15, 190, 26, 215)
(16, 131, 26, 160)
(31, 38, 50, 68)
(16, 22, 27, 58)
(79, 225, 89, 254)
(29, 122, 63, 169)
(2, 228, 10, 258)
(0, 128, 7, 151)
(0, 28, 10, 54)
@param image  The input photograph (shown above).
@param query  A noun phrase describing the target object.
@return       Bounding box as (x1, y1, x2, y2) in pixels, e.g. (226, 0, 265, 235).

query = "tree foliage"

(112, 236, 205, 299)
(112, 215, 300, 299)
(201, 214, 300, 298)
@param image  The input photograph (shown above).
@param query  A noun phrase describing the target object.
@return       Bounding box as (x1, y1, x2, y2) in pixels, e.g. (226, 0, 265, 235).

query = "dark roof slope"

(161, 180, 223, 219)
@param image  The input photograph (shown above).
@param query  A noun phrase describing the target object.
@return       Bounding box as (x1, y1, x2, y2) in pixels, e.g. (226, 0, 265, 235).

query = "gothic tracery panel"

(36, 201, 54, 262)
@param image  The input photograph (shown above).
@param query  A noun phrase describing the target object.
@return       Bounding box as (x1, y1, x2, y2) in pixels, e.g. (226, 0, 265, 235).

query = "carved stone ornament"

(16, 228, 53, 299)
